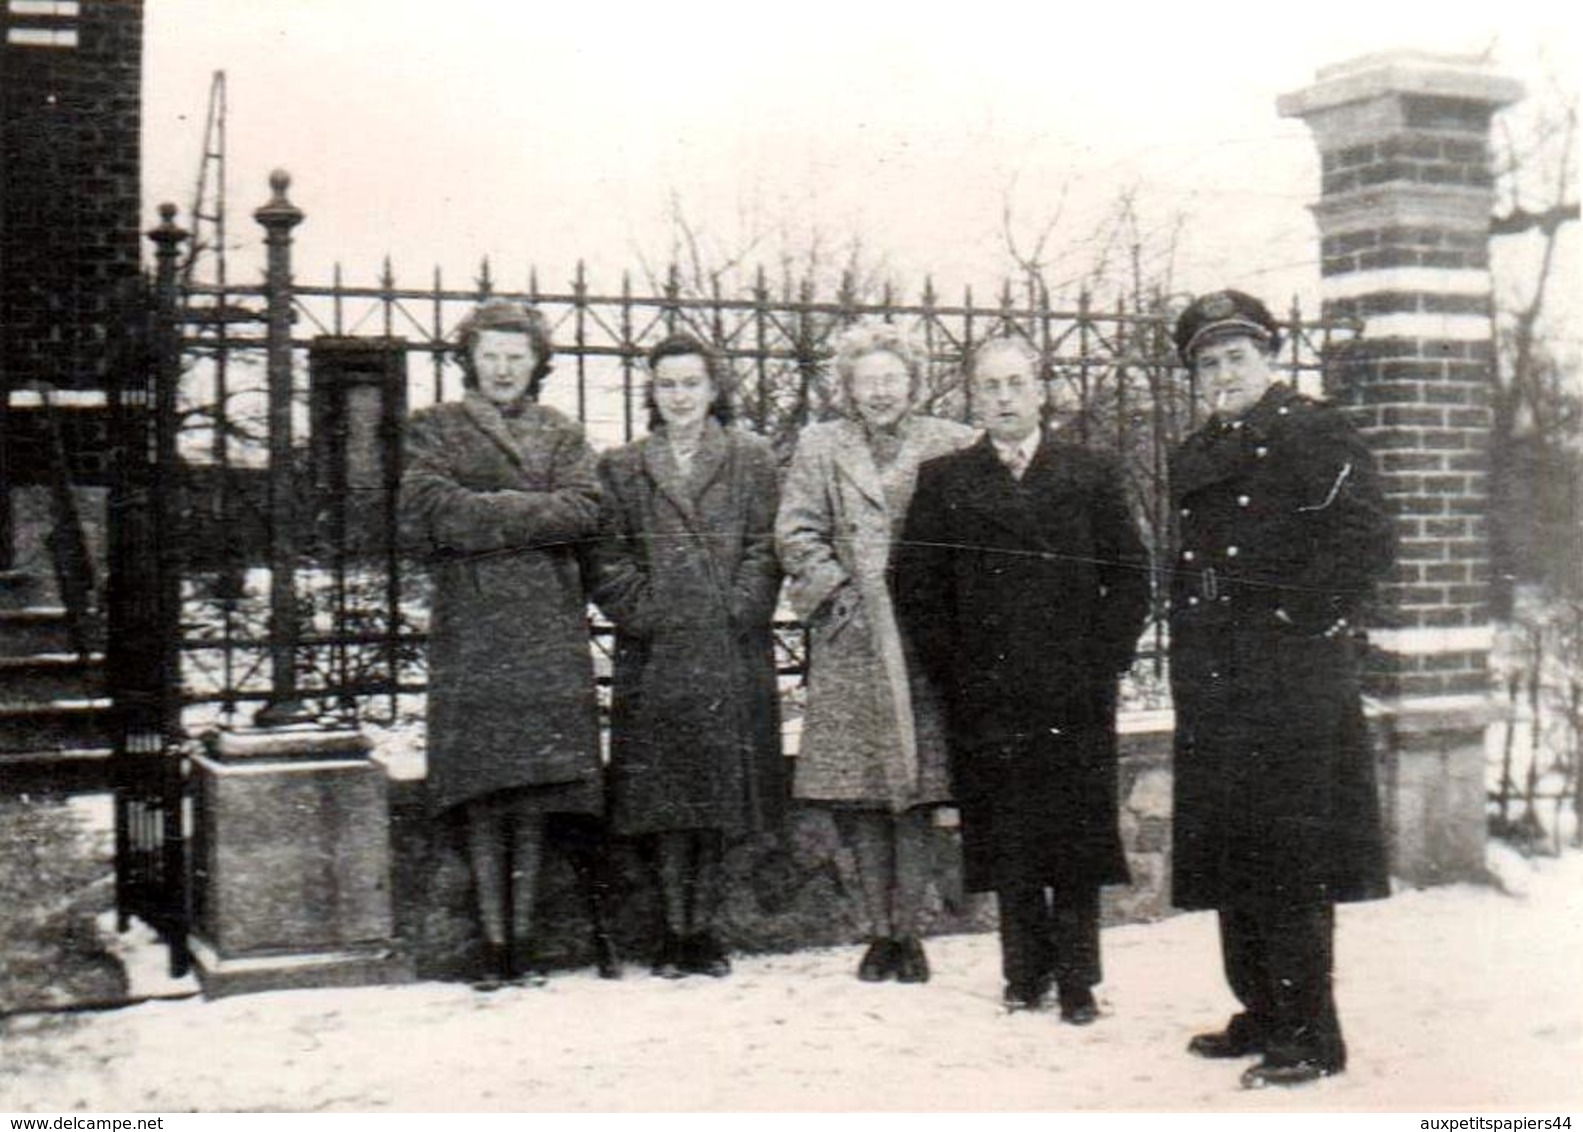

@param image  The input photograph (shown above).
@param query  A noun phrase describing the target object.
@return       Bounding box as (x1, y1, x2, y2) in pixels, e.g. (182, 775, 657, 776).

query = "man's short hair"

(968, 334, 1041, 377)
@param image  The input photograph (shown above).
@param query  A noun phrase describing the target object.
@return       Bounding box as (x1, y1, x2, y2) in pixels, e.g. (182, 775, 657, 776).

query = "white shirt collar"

(991, 428, 1041, 467)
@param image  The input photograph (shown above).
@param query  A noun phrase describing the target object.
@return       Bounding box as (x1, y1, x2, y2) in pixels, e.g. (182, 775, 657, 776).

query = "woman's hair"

(832, 321, 925, 409)
(452, 299, 555, 397)
(644, 333, 735, 430)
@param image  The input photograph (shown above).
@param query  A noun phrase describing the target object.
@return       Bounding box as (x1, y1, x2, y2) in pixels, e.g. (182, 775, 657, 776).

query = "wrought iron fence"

(158, 179, 1357, 728)
(1488, 604, 1583, 853)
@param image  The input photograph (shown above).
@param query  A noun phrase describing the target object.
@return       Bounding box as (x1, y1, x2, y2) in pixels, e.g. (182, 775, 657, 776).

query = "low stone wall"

(1109, 713, 1176, 924)
(386, 712, 1180, 981)
(388, 791, 987, 981)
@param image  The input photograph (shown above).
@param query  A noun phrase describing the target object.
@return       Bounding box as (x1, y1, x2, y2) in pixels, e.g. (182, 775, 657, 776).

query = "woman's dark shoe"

(685, 932, 733, 978)
(508, 941, 549, 987)
(471, 941, 514, 992)
(592, 931, 622, 980)
(857, 937, 899, 982)
(586, 883, 622, 979)
(893, 936, 930, 984)
(652, 932, 686, 979)
(1057, 986, 1099, 1025)
(1188, 1012, 1266, 1058)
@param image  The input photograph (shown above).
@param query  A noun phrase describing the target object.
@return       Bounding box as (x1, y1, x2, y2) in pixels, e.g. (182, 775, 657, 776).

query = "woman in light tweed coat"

(775, 321, 976, 983)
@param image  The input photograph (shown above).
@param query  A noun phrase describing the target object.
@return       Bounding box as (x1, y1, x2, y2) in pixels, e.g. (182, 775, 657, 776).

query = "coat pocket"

(812, 585, 865, 647)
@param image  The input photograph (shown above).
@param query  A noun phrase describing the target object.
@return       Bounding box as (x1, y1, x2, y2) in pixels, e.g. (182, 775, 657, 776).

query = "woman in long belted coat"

(401, 299, 614, 988)
(776, 320, 977, 983)
(591, 334, 785, 979)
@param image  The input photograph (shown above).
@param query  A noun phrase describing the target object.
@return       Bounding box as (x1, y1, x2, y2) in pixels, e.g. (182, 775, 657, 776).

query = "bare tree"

(629, 189, 905, 456)
(1489, 61, 1582, 605)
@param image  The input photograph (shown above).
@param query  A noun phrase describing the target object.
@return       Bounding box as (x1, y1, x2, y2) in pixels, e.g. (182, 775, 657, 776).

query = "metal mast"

(183, 70, 227, 296)
(182, 71, 248, 624)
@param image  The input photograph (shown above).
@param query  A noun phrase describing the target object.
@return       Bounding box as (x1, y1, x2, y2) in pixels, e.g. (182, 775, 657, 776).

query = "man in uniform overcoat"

(896, 336, 1151, 1024)
(1167, 290, 1394, 1088)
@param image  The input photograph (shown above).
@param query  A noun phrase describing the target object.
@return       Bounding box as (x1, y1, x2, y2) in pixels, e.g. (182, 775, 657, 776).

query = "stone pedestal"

(1280, 52, 1524, 883)
(1373, 696, 1498, 885)
(190, 726, 413, 997)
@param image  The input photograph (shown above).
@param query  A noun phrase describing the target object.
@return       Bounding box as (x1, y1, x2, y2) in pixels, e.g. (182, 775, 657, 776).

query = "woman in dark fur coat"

(401, 299, 615, 987)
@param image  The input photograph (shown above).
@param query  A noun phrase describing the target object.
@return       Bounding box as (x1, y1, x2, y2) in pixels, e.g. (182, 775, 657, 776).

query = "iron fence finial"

(148, 203, 189, 258)
(253, 170, 303, 231)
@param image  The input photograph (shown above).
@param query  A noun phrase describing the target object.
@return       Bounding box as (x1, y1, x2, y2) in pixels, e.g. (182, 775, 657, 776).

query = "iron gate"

(108, 206, 188, 976)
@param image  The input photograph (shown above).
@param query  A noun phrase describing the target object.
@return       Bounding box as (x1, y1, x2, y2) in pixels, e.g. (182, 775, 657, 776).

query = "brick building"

(1, 0, 143, 390)
(0, 0, 142, 565)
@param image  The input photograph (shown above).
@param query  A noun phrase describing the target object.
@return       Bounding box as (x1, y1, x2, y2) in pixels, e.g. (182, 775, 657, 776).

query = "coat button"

(1182, 550, 1195, 562)
(1278, 406, 1289, 415)
(1188, 596, 1200, 606)
(1219, 595, 1231, 604)
(1226, 546, 1239, 557)
(1237, 495, 1250, 507)
(1210, 670, 1221, 679)
(1256, 446, 1268, 458)
(1180, 507, 1191, 518)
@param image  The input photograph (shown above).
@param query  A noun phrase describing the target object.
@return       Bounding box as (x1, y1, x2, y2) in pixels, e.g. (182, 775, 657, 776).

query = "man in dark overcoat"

(896, 335, 1151, 1024)
(1168, 290, 1395, 1088)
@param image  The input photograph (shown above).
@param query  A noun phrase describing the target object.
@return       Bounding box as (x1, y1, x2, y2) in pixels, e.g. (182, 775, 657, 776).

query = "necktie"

(1005, 447, 1027, 480)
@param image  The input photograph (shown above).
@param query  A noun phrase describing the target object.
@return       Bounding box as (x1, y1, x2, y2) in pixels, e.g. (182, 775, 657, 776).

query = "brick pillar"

(1279, 52, 1523, 884)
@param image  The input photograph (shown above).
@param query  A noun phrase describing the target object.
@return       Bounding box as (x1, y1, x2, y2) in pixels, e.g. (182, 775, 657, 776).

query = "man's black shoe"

(684, 932, 732, 978)
(1187, 1013, 1265, 1058)
(1058, 986, 1099, 1026)
(651, 931, 686, 979)
(1003, 982, 1050, 1013)
(1240, 1058, 1337, 1089)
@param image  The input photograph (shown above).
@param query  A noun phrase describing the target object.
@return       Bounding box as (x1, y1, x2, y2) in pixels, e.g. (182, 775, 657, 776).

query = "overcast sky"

(140, 0, 1578, 320)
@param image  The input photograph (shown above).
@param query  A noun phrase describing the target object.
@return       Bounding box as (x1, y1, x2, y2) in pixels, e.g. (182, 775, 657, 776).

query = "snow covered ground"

(2, 845, 1579, 1114)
